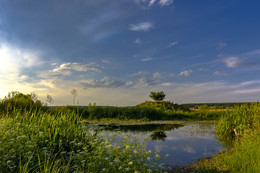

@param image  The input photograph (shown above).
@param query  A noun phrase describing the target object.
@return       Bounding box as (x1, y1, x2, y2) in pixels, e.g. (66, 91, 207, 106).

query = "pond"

(95, 122, 225, 167)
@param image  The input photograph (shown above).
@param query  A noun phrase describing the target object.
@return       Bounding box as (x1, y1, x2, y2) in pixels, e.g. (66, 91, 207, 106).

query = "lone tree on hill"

(149, 91, 166, 102)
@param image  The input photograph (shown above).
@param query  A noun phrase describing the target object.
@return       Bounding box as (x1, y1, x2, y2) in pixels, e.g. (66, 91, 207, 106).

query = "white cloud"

(153, 72, 162, 79)
(135, 38, 142, 45)
(102, 59, 110, 63)
(247, 49, 260, 55)
(138, 77, 160, 87)
(178, 70, 192, 77)
(168, 41, 178, 47)
(129, 71, 148, 77)
(0, 44, 41, 74)
(78, 76, 134, 88)
(223, 57, 244, 68)
(149, 0, 157, 7)
(51, 63, 58, 66)
(168, 73, 175, 77)
(141, 57, 153, 62)
(198, 68, 208, 72)
(240, 80, 260, 86)
(129, 22, 153, 31)
(213, 71, 228, 76)
(135, 0, 174, 8)
(216, 42, 227, 49)
(159, 0, 174, 6)
(233, 88, 260, 94)
(52, 62, 101, 75)
(161, 82, 176, 87)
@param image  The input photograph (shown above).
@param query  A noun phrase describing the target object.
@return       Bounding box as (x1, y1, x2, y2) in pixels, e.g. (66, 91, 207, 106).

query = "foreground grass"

(0, 110, 164, 172)
(196, 103, 260, 173)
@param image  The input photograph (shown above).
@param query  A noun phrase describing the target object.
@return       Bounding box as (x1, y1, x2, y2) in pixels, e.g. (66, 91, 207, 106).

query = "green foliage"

(87, 103, 166, 120)
(216, 132, 260, 173)
(0, 92, 45, 115)
(85, 102, 222, 121)
(0, 110, 163, 172)
(196, 105, 210, 111)
(137, 101, 190, 112)
(149, 91, 166, 101)
(200, 103, 260, 172)
(216, 103, 260, 136)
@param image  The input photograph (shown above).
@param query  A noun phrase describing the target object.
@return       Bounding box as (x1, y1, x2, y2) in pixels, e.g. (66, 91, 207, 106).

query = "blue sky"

(0, 0, 260, 105)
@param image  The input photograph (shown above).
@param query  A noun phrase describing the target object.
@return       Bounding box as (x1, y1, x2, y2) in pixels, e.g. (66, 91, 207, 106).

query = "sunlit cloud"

(0, 44, 41, 74)
(0, 44, 44, 97)
(52, 62, 101, 75)
(178, 70, 192, 77)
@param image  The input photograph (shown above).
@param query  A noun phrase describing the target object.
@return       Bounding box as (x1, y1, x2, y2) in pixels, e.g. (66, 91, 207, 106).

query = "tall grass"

(0, 110, 163, 172)
(200, 103, 260, 173)
(216, 103, 259, 135)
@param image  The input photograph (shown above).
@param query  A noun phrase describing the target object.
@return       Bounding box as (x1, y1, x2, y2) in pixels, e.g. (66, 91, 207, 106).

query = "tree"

(46, 94, 54, 106)
(31, 92, 38, 102)
(149, 91, 166, 102)
(71, 89, 78, 105)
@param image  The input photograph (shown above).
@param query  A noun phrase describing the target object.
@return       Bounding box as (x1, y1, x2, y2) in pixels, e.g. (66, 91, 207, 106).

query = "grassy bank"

(0, 110, 164, 172)
(196, 103, 260, 173)
(51, 104, 223, 121)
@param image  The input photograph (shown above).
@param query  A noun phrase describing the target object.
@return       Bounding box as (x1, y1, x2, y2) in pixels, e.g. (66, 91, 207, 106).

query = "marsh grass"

(0, 110, 164, 173)
(198, 103, 260, 173)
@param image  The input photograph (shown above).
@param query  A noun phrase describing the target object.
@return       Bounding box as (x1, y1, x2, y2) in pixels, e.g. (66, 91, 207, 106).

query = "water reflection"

(98, 124, 183, 141)
(97, 123, 225, 166)
(150, 131, 167, 141)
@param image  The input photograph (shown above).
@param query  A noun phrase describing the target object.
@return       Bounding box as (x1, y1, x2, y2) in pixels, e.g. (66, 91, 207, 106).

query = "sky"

(0, 0, 260, 106)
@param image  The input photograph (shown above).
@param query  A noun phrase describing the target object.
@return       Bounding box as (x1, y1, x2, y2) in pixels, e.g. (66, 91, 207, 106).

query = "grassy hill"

(137, 101, 190, 112)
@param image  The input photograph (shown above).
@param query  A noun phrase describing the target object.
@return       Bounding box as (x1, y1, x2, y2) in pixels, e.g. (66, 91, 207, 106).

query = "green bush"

(0, 92, 45, 116)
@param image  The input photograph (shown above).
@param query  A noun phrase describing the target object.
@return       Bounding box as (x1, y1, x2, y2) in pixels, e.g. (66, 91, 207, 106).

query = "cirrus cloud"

(129, 22, 153, 31)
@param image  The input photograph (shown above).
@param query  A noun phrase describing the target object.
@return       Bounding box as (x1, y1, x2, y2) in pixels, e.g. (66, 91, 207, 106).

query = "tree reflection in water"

(98, 123, 183, 141)
(150, 131, 167, 141)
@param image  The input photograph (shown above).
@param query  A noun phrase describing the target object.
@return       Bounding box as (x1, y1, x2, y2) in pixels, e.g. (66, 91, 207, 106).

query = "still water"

(97, 123, 225, 167)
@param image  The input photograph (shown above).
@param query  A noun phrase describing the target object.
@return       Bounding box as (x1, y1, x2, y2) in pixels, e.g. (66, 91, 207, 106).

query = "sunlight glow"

(0, 46, 18, 74)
